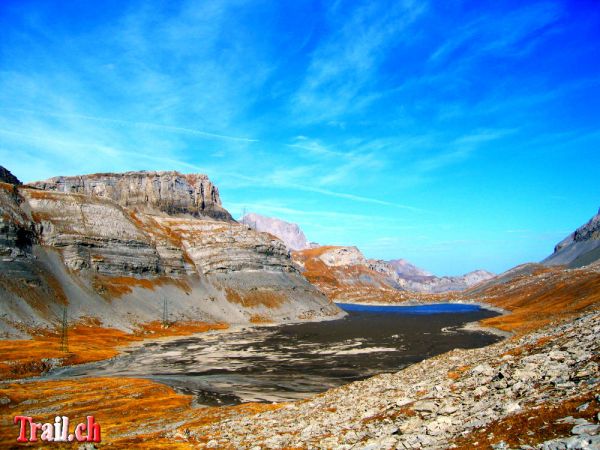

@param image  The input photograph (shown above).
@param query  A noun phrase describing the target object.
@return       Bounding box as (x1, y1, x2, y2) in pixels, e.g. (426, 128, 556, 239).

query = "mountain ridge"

(28, 170, 234, 221)
(0, 167, 343, 338)
(543, 207, 600, 267)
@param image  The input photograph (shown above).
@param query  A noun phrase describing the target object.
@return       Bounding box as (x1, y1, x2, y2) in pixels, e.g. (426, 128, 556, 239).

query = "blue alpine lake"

(336, 302, 484, 314)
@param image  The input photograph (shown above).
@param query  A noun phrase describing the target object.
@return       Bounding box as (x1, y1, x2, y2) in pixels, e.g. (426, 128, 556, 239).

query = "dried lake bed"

(49, 303, 501, 405)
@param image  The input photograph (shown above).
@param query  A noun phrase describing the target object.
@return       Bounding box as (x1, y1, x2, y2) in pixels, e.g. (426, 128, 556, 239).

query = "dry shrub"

(249, 314, 273, 324)
(0, 321, 227, 380)
(448, 364, 471, 380)
(452, 392, 600, 449)
(225, 288, 285, 309)
(478, 267, 600, 334)
(92, 275, 191, 298)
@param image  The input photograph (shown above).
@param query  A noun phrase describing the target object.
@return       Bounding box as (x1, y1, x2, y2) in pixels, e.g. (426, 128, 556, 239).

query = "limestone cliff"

(0, 170, 342, 338)
(28, 171, 233, 221)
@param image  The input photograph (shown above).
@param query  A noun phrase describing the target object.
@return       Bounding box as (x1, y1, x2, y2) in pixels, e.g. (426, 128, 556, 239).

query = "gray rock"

(540, 434, 600, 449)
(28, 170, 233, 221)
(543, 207, 600, 267)
(240, 212, 311, 251)
(0, 166, 21, 185)
(412, 401, 438, 413)
(572, 423, 600, 436)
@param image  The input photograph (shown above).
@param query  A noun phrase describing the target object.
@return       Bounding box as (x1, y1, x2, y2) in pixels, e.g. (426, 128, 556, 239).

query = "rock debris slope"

(543, 207, 600, 268)
(0, 167, 342, 337)
(192, 310, 600, 449)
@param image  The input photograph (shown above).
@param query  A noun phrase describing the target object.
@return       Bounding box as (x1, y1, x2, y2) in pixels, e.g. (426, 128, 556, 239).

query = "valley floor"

(1, 263, 599, 449)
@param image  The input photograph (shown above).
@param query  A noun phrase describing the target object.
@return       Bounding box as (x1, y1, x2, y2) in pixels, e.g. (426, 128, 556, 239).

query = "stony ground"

(182, 312, 600, 449)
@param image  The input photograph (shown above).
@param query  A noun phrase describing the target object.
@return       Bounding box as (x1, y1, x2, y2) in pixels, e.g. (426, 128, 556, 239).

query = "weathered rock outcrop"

(0, 183, 35, 258)
(543, 207, 600, 267)
(0, 166, 21, 185)
(28, 171, 233, 221)
(0, 170, 343, 338)
(386, 258, 432, 278)
(293, 245, 495, 300)
(240, 212, 311, 251)
(318, 246, 365, 267)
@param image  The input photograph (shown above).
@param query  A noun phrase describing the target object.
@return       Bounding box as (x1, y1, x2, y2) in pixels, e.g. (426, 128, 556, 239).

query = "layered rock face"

(543, 207, 600, 267)
(28, 171, 233, 221)
(293, 246, 409, 302)
(293, 245, 495, 300)
(150, 217, 296, 274)
(0, 170, 342, 338)
(240, 212, 311, 251)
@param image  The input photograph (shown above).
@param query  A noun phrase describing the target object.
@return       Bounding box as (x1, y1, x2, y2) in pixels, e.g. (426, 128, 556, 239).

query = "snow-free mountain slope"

(240, 212, 311, 251)
(543, 207, 600, 267)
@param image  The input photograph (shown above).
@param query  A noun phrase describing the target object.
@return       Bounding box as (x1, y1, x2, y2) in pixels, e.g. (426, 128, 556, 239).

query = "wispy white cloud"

(1, 108, 258, 143)
(430, 2, 563, 65)
(292, 0, 428, 122)
(217, 169, 427, 212)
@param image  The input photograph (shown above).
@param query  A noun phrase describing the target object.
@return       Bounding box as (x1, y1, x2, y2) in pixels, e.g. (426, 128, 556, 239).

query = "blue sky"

(1, 0, 599, 275)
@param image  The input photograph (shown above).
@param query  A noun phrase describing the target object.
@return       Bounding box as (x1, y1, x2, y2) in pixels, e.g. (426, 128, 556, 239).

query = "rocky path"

(186, 312, 599, 449)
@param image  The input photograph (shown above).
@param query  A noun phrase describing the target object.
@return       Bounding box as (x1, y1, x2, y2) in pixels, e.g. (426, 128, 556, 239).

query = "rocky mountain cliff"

(543, 207, 600, 267)
(0, 167, 342, 338)
(240, 212, 312, 251)
(292, 246, 495, 301)
(0, 167, 21, 185)
(28, 171, 233, 221)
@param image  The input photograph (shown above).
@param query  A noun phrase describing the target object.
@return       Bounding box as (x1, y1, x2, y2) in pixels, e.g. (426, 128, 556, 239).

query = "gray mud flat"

(50, 306, 501, 405)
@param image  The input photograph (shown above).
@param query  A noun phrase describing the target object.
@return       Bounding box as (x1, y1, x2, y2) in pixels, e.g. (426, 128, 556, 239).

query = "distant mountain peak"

(240, 212, 312, 251)
(385, 258, 432, 278)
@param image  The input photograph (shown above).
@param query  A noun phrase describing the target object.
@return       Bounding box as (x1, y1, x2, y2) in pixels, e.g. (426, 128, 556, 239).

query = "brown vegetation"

(225, 287, 285, 309)
(249, 314, 274, 324)
(453, 392, 600, 449)
(474, 266, 600, 334)
(0, 377, 280, 448)
(92, 275, 191, 298)
(0, 321, 227, 380)
(447, 364, 471, 380)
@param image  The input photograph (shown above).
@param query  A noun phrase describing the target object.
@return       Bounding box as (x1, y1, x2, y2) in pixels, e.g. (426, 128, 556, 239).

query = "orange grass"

(0, 377, 281, 448)
(452, 392, 600, 449)
(249, 314, 274, 324)
(0, 321, 228, 380)
(476, 267, 600, 333)
(296, 245, 600, 334)
(225, 287, 285, 309)
(92, 275, 192, 298)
